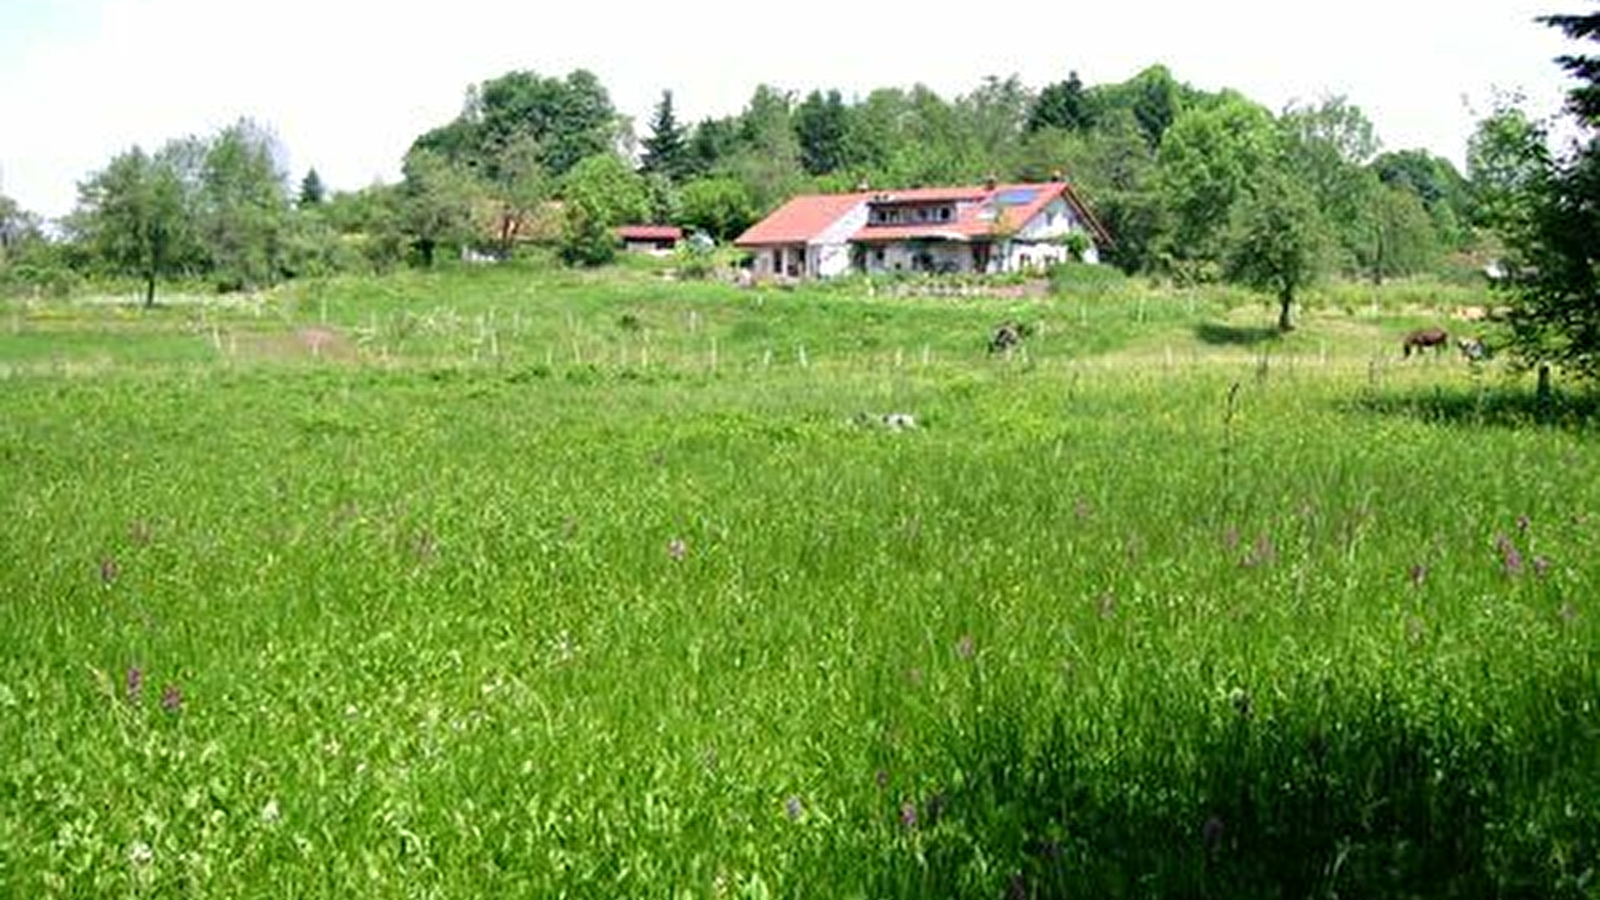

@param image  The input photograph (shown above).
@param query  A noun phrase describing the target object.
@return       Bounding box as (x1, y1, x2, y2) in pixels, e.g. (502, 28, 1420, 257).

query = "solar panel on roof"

(995, 188, 1039, 205)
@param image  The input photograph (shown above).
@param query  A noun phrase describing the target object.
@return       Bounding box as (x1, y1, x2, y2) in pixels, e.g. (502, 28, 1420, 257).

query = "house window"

(939, 207, 951, 221)
(873, 247, 886, 264)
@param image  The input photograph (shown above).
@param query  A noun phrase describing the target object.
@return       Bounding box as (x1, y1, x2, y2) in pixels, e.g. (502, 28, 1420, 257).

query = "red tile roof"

(615, 225, 683, 241)
(734, 192, 870, 246)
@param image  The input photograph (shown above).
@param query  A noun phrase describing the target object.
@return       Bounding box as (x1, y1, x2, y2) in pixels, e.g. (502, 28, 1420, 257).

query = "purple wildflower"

(784, 795, 803, 822)
(1495, 532, 1524, 576)
(1516, 513, 1532, 534)
(1202, 815, 1226, 851)
(1408, 563, 1427, 587)
(125, 667, 144, 703)
(1007, 873, 1028, 900)
(100, 556, 120, 586)
(1533, 556, 1550, 578)
(1223, 527, 1241, 549)
(875, 769, 890, 790)
(667, 537, 687, 561)
(160, 684, 182, 713)
(955, 634, 975, 661)
(900, 801, 918, 829)
(128, 520, 153, 546)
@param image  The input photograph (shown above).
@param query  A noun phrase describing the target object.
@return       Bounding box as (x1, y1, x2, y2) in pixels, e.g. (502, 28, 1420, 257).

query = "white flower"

(128, 840, 153, 867)
(261, 798, 281, 825)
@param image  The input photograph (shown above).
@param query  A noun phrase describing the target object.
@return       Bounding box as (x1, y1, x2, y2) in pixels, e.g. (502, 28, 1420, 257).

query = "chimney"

(983, 174, 998, 191)
(1051, 169, 1064, 182)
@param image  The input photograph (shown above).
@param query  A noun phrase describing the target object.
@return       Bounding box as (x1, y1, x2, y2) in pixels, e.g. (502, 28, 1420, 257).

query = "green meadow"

(2, 262, 1596, 898)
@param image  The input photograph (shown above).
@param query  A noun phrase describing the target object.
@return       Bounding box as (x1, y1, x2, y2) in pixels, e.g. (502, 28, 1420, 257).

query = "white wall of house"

(1012, 198, 1101, 265)
(810, 202, 869, 277)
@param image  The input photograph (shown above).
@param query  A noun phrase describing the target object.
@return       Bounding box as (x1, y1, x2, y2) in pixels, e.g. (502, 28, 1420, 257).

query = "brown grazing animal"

(1402, 327, 1449, 358)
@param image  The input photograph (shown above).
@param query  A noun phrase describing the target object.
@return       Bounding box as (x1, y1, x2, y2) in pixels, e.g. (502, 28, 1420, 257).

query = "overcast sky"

(0, 0, 1583, 220)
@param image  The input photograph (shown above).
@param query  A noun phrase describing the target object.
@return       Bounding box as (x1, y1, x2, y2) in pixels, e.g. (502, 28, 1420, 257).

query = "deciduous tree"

(1226, 167, 1329, 331)
(69, 143, 198, 307)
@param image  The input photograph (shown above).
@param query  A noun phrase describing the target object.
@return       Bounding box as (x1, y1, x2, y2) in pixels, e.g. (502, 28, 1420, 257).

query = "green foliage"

(68, 142, 199, 306)
(298, 167, 326, 207)
(676, 177, 757, 241)
(795, 89, 851, 176)
(399, 149, 486, 267)
(197, 118, 292, 291)
(640, 89, 692, 183)
(558, 154, 649, 266)
(1226, 166, 1330, 330)
(1156, 92, 1283, 278)
(1027, 71, 1096, 133)
(412, 68, 621, 180)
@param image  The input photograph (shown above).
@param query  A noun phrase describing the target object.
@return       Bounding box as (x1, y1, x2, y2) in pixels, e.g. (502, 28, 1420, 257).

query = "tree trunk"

(143, 270, 156, 309)
(1277, 289, 1294, 332)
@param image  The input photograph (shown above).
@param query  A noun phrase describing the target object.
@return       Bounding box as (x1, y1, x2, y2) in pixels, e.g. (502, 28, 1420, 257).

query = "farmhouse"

(734, 180, 1110, 279)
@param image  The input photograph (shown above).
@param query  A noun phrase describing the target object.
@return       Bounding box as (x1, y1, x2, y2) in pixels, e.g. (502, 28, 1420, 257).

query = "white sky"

(0, 0, 1583, 220)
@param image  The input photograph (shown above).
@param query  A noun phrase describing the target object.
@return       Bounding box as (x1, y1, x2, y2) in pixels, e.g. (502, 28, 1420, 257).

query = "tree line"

(0, 49, 1583, 346)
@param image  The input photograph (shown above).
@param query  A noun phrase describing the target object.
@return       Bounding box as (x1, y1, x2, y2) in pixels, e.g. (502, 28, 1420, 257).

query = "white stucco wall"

(809, 202, 869, 278)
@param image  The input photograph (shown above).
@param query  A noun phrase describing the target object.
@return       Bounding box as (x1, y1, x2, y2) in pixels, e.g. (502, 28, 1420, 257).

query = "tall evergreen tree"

(641, 90, 691, 183)
(298, 168, 326, 206)
(795, 89, 851, 176)
(1028, 72, 1096, 132)
(1492, 7, 1600, 381)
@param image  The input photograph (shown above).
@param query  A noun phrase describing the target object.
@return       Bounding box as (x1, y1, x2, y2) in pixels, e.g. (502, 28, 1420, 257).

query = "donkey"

(1402, 327, 1449, 359)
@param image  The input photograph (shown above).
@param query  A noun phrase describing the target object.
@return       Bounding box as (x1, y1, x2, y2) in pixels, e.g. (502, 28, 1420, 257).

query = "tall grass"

(0, 266, 1594, 898)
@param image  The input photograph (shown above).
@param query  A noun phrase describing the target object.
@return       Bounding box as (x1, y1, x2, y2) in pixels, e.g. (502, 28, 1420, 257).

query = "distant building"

(734, 180, 1110, 279)
(614, 225, 684, 255)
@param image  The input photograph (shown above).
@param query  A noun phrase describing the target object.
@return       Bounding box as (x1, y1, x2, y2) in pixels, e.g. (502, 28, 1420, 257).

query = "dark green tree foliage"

(1542, 7, 1600, 121)
(70, 143, 197, 307)
(687, 117, 742, 179)
(298, 168, 326, 206)
(1371, 149, 1472, 246)
(1226, 167, 1329, 331)
(1493, 7, 1600, 379)
(795, 89, 851, 176)
(1092, 64, 1192, 149)
(1027, 71, 1096, 132)
(412, 69, 620, 180)
(198, 119, 291, 290)
(641, 90, 692, 183)
(676, 177, 756, 241)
